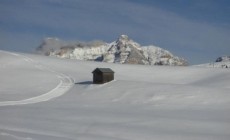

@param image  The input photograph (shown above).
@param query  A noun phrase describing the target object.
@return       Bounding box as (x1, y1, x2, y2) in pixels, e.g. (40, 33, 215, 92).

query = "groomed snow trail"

(0, 51, 74, 106)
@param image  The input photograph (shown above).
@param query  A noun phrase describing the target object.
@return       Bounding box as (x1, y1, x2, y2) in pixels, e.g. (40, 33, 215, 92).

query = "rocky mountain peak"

(36, 35, 188, 66)
(115, 35, 132, 49)
(104, 35, 147, 64)
(117, 34, 129, 42)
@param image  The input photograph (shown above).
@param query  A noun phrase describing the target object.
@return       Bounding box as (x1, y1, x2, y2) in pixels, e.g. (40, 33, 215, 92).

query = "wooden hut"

(92, 68, 114, 84)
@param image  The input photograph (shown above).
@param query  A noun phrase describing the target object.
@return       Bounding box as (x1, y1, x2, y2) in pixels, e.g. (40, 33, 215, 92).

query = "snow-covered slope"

(0, 51, 74, 106)
(196, 56, 230, 68)
(37, 35, 188, 66)
(216, 56, 230, 62)
(1, 50, 230, 140)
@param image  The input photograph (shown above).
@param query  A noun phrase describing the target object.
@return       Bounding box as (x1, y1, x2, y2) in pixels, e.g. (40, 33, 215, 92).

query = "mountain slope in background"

(36, 35, 188, 66)
(196, 56, 230, 68)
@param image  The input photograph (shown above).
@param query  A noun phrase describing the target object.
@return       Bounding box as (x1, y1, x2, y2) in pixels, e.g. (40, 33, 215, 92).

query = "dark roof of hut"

(92, 68, 114, 73)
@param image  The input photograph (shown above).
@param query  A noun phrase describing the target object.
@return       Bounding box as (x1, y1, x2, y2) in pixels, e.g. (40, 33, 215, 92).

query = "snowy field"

(0, 50, 230, 140)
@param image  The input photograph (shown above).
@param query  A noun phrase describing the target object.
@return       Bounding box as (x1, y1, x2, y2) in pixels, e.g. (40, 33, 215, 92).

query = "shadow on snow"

(75, 81, 93, 85)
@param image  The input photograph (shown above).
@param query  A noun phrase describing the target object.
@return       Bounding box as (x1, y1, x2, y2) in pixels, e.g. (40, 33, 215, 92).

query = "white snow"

(196, 61, 230, 68)
(0, 50, 230, 140)
(0, 51, 74, 106)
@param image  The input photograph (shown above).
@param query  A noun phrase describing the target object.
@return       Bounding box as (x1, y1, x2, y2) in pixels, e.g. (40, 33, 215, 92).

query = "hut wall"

(103, 73, 114, 83)
(93, 73, 103, 83)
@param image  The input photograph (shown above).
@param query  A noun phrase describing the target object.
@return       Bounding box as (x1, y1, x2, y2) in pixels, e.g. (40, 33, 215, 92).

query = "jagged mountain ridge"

(36, 35, 188, 66)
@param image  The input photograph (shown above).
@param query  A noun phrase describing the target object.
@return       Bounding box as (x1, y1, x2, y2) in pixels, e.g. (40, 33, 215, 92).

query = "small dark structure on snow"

(92, 68, 114, 84)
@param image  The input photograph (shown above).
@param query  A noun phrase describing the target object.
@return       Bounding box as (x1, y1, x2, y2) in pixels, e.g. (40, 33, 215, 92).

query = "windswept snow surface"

(0, 50, 230, 140)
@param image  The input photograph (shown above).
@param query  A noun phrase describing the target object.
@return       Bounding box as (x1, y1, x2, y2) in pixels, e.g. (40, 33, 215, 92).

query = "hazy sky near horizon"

(0, 0, 229, 64)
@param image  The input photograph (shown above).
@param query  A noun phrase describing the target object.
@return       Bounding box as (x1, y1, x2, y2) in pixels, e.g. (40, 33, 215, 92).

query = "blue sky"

(0, 0, 229, 64)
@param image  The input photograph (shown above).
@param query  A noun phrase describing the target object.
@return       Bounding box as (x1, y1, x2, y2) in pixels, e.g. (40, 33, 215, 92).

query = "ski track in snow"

(0, 132, 33, 140)
(0, 51, 74, 106)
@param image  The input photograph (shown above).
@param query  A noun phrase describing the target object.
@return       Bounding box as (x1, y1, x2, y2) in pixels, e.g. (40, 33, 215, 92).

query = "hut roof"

(92, 68, 114, 73)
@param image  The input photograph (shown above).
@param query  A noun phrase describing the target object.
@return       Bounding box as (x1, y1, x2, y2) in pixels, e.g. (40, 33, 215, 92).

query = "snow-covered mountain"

(196, 56, 230, 68)
(36, 35, 188, 66)
(216, 56, 230, 63)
